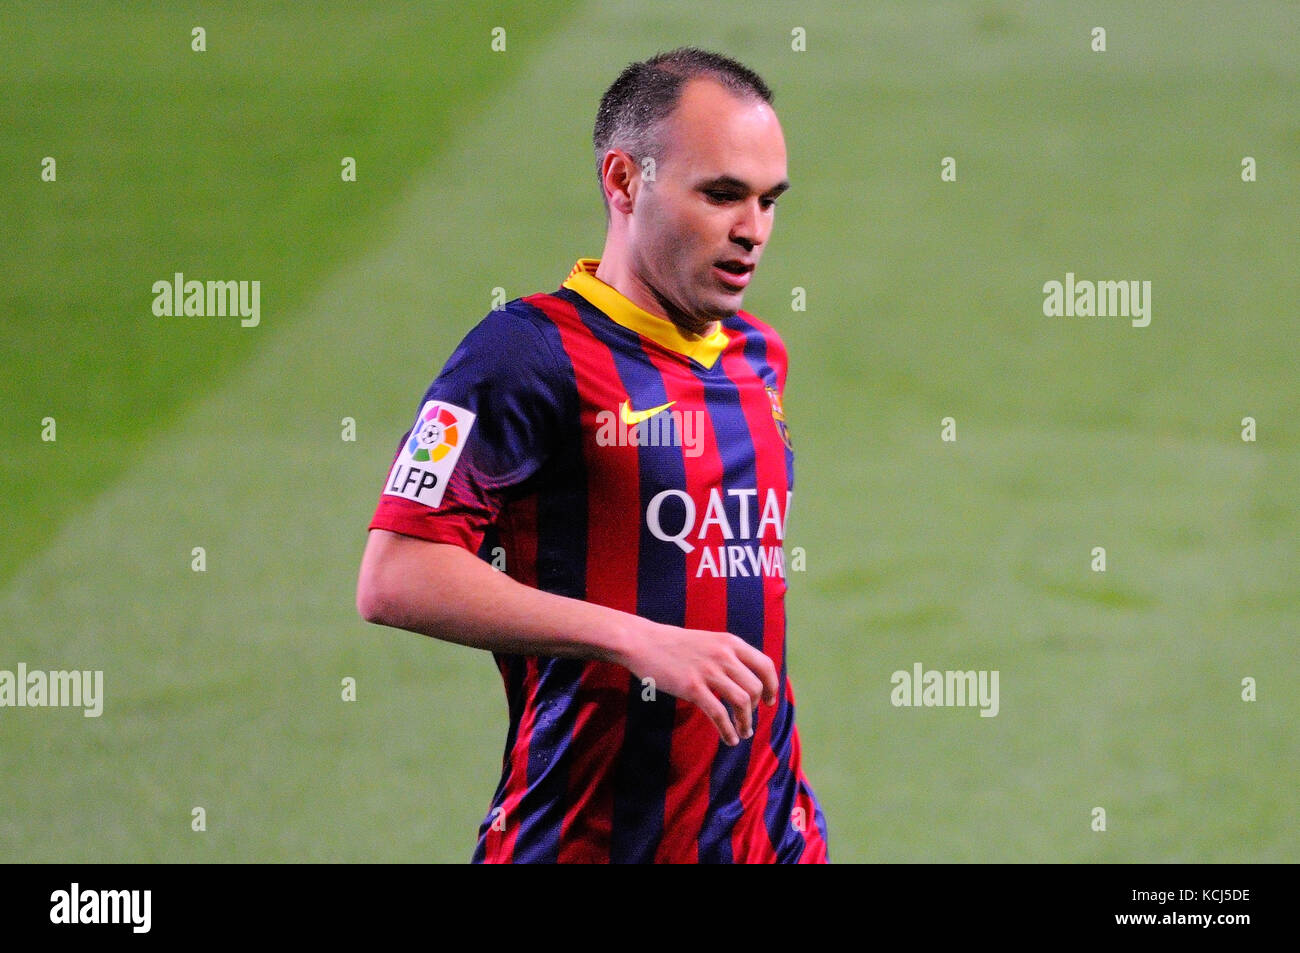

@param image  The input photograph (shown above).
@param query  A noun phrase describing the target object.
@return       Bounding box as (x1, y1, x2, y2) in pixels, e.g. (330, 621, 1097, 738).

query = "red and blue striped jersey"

(369, 259, 829, 863)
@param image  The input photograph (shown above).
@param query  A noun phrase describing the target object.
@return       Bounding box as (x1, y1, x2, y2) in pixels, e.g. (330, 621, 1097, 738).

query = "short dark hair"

(592, 48, 774, 204)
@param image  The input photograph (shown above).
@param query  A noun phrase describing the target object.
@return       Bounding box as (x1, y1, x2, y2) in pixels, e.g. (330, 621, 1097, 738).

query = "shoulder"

(445, 296, 572, 379)
(731, 309, 787, 351)
(730, 309, 789, 383)
(461, 297, 558, 348)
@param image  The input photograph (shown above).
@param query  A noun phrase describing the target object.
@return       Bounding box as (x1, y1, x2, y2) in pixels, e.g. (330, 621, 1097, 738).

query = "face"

(626, 78, 788, 335)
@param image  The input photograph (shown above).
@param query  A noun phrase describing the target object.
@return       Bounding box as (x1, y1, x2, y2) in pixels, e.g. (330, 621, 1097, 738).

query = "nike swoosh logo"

(619, 399, 676, 426)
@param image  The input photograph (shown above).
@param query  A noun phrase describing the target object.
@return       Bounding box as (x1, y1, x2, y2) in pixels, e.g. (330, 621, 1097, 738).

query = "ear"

(600, 149, 639, 214)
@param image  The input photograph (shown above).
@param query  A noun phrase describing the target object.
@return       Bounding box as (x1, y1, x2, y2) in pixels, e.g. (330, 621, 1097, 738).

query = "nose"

(730, 197, 768, 252)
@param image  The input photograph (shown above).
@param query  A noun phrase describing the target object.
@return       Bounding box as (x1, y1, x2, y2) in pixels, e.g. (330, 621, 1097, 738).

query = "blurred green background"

(1, 0, 1296, 862)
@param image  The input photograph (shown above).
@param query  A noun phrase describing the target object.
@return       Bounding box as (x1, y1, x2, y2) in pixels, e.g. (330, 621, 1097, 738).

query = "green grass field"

(2, 1, 1296, 863)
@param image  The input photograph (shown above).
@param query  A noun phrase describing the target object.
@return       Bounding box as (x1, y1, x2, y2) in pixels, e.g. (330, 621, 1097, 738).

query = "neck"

(595, 243, 718, 339)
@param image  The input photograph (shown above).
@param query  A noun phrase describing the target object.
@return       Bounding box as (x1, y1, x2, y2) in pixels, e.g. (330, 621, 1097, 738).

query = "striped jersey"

(369, 258, 829, 863)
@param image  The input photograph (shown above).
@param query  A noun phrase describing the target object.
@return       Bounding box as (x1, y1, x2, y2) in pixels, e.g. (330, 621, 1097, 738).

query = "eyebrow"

(699, 175, 790, 197)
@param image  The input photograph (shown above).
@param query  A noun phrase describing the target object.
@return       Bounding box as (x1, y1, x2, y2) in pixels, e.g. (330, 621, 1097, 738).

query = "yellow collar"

(562, 259, 728, 369)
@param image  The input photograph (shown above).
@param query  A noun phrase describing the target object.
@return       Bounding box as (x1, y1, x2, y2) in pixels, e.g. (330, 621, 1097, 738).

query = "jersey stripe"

(472, 649, 524, 862)
(691, 343, 764, 862)
(482, 653, 537, 862)
(502, 304, 590, 862)
(526, 291, 640, 863)
(563, 291, 681, 862)
(724, 320, 789, 861)
(641, 343, 728, 863)
(737, 316, 811, 859)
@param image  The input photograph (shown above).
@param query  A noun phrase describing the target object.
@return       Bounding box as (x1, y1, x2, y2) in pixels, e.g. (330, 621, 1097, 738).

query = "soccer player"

(357, 48, 828, 863)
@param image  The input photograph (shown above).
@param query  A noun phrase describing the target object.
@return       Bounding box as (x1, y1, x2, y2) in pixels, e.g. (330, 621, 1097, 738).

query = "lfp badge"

(766, 386, 792, 450)
(384, 400, 476, 508)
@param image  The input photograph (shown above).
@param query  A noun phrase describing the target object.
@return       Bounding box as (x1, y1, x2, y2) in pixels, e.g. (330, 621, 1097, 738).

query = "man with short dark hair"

(357, 48, 828, 863)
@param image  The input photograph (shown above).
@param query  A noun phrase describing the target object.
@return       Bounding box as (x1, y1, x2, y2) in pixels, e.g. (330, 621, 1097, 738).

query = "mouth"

(712, 259, 755, 290)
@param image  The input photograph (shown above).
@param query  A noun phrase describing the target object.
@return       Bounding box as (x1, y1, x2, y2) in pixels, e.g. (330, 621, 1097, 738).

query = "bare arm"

(356, 528, 777, 745)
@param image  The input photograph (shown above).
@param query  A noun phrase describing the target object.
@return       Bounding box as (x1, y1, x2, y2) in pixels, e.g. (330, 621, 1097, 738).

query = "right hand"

(617, 621, 780, 746)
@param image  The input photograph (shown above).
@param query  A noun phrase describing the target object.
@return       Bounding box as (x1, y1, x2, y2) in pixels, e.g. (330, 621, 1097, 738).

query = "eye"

(705, 189, 740, 203)
(760, 197, 779, 210)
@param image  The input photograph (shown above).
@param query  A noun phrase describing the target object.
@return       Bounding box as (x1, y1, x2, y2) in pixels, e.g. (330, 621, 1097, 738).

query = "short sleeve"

(368, 304, 565, 551)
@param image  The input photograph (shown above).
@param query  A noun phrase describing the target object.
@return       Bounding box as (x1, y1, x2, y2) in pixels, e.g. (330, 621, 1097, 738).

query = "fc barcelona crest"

(766, 386, 792, 450)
